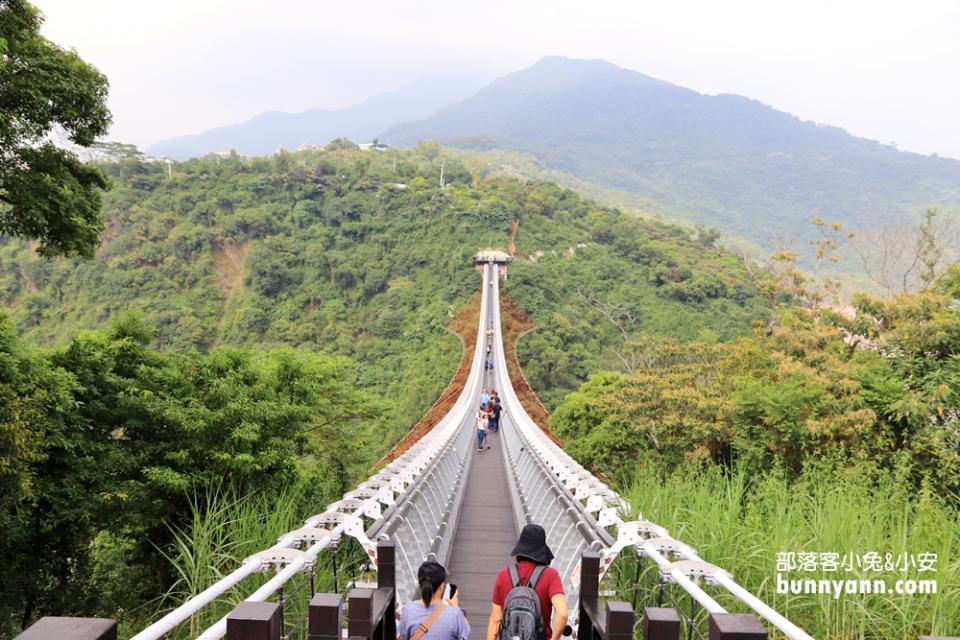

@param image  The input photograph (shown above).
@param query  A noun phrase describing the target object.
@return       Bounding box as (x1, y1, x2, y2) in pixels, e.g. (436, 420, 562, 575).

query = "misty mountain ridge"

(146, 55, 960, 253)
(384, 56, 960, 247)
(146, 72, 493, 160)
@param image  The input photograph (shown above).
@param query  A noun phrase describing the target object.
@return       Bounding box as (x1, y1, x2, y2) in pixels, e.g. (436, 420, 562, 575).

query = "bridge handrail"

(489, 275, 622, 563)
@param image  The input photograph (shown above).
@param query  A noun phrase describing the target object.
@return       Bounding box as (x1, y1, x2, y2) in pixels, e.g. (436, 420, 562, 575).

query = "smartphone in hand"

(443, 583, 458, 602)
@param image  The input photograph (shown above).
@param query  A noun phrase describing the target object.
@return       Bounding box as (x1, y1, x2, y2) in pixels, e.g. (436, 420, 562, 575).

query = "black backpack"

(499, 564, 546, 640)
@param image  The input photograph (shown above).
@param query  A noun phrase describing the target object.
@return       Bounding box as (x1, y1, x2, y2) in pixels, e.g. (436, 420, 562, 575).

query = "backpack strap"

(528, 565, 547, 590)
(410, 603, 447, 640)
(508, 563, 522, 587)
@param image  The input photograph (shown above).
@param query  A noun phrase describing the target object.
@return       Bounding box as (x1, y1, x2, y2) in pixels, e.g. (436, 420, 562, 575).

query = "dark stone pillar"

(226, 601, 282, 640)
(606, 601, 635, 640)
(308, 593, 343, 640)
(348, 587, 375, 639)
(641, 607, 681, 640)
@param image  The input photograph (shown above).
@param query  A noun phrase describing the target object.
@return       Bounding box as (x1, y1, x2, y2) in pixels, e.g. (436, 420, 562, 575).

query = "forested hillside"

(3, 138, 957, 640)
(1, 143, 768, 413)
(0, 142, 769, 633)
(0, 314, 379, 633)
(6, 1, 959, 638)
(553, 267, 960, 638)
(385, 57, 960, 252)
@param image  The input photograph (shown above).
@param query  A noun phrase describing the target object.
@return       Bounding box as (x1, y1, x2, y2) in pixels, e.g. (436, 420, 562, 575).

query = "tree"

(0, 313, 74, 511)
(0, 313, 381, 634)
(0, 1, 111, 257)
(814, 210, 957, 296)
(91, 142, 145, 178)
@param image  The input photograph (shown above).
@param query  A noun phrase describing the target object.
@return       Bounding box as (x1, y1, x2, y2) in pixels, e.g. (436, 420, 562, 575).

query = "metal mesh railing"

(366, 415, 475, 603)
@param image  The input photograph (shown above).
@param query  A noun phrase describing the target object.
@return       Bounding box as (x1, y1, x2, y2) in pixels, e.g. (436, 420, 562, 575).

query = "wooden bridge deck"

(446, 426, 517, 638)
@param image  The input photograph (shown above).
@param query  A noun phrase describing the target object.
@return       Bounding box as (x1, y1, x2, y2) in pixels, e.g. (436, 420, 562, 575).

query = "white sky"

(36, 0, 960, 158)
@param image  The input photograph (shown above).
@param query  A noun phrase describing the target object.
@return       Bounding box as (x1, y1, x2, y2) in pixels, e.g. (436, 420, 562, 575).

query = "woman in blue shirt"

(398, 561, 470, 640)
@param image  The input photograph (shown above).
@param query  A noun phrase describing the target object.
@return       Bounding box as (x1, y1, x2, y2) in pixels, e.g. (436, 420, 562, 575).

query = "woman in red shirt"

(486, 524, 568, 640)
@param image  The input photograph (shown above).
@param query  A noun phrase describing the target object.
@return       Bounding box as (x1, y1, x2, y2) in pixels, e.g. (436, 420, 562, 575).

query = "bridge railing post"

(708, 613, 767, 639)
(641, 607, 681, 640)
(226, 601, 282, 640)
(308, 594, 343, 640)
(345, 542, 397, 640)
(578, 551, 600, 640)
(307, 541, 396, 640)
(15, 617, 117, 640)
(377, 541, 396, 640)
(348, 588, 375, 639)
(606, 602, 634, 640)
(578, 551, 635, 640)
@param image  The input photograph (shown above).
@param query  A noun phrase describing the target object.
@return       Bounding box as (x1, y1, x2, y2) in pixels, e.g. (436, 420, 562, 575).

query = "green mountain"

(146, 73, 491, 160)
(384, 57, 960, 249)
(1, 144, 767, 413)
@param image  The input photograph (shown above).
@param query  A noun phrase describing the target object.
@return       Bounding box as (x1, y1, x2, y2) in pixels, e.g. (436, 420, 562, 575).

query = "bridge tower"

(473, 249, 512, 279)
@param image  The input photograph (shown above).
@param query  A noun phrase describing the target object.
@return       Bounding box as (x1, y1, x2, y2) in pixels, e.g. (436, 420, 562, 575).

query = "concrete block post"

(348, 588, 375, 639)
(308, 593, 343, 640)
(605, 601, 635, 640)
(708, 613, 767, 640)
(226, 601, 282, 640)
(641, 607, 681, 640)
(377, 541, 396, 640)
(16, 617, 117, 640)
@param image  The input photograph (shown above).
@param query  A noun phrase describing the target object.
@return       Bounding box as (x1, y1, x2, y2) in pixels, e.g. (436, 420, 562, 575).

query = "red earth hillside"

(374, 290, 560, 468)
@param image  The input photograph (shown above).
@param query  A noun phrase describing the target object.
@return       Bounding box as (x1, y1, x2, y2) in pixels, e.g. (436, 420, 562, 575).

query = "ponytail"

(416, 561, 446, 606)
(420, 577, 435, 605)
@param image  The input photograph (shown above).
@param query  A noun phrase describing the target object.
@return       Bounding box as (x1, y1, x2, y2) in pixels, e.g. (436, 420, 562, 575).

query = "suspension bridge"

(22, 260, 893, 640)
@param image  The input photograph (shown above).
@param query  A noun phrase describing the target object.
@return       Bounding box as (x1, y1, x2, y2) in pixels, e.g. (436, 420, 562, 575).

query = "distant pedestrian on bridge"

(487, 524, 567, 640)
(488, 397, 502, 433)
(480, 389, 490, 409)
(398, 561, 470, 640)
(476, 409, 490, 451)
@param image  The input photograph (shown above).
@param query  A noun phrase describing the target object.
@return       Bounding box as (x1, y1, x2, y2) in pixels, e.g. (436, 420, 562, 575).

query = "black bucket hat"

(510, 524, 554, 565)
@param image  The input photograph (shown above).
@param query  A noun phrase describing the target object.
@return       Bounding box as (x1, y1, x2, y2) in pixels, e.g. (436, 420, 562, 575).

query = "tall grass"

(145, 487, 304, 639)
(129, 487, 366, 640)
(611, 463, 960, 639)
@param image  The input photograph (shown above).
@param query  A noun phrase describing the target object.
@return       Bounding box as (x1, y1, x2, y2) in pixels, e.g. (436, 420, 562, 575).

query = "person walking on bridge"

(398, 561, 470, 640)
(476, 409, 490, 451)
(488, 397, 502, 433)
(487, 524, 567, 640)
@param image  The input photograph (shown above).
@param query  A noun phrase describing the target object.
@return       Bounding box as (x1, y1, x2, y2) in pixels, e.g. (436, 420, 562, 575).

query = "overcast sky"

(36, 0, 960, 158)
